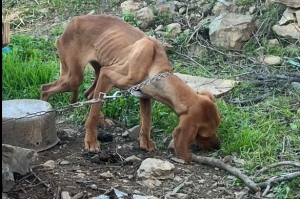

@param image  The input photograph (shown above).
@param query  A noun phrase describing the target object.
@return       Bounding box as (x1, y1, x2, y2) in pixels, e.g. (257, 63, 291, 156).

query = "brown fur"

(41, 15, 221, 162)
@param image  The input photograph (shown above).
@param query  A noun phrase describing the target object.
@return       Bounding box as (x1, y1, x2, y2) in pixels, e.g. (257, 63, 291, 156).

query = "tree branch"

(257, 172, 300, 188)
(192, 154, 260, 192)
(254, 161, 300, 178)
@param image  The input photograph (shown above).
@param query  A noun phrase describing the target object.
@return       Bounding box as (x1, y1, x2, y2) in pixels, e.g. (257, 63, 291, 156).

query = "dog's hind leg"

(84, 67, 115, 151)
(83, 61, 115, 127)
(84, 61, 101, 100)
(139, 98, 156, 151)
(41, 57, 84, 103)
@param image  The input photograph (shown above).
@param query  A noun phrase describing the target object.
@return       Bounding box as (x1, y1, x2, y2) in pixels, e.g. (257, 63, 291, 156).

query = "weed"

(52, 24, 66, 38)
(234, 0, 255, 5)
(122, 11, 138, 26)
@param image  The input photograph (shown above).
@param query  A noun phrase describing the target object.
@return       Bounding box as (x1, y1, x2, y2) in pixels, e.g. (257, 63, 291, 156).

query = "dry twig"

(257, 171, 300, 189)
(71, 192, 84, 199)
(254, 161, 300, 178)
(11, 182, 43, 192)
(192, 154, 259, 192)
(174, 51, 213, 76)
(192, 154, 300, 194)
(53, 186, 61, 199)
(262, 183, 271, 197)
(170, 174, 192, 195)
(30, 166, 51, 189)
(229, 93, 271, 106)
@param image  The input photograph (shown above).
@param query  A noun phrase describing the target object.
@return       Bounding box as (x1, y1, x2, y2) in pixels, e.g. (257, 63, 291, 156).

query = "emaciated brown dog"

(41, 15, 221, 162)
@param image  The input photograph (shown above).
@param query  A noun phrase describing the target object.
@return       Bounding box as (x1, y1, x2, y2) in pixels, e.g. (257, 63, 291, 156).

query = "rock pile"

(120, 0, 299, 52)
(272, 0, 300, 39)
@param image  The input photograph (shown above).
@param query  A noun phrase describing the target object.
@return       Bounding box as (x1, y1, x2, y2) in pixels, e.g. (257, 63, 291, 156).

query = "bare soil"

(7, 120, 250, 199)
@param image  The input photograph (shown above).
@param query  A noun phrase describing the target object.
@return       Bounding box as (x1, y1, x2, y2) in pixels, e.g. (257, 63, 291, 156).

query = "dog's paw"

(98, 118, 115, 128)
(84, 139, 100, 152)
(140, 139, 157, 152)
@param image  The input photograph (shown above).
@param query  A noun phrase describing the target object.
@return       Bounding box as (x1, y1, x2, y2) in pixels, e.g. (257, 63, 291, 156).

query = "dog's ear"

(198, 90, 221, 120)
(197, 90, 216, 103)
(196, 132, 221, 150)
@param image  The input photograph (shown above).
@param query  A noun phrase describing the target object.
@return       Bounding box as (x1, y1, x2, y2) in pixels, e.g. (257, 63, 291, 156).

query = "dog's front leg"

(84, 70, 114, 151)
(173, 118, 198, 162)
(139, 98, 156, 151)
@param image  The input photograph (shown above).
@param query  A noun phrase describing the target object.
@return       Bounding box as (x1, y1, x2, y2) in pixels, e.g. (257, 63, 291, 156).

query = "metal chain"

(126, 71, 173, 94)
(2, 92, 118, 125)
(2, 71, 173, 125)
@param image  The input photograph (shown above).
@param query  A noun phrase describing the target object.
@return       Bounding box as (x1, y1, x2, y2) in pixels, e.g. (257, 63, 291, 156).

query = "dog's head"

(196, 90, 221, 150)
(172, 90, 221, 162)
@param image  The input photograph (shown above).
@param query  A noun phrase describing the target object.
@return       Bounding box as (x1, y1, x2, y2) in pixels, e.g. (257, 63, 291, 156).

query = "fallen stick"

(254, 161, 300, 178)
(257, 171, 300, 189)
(30, 166, 51, 189)
(11, 182, 43, 192)
(71, 192, 84, 199)
(170, 174, 192, 196)
(192, 154, 260, 192)
(53, 186, 61, 199)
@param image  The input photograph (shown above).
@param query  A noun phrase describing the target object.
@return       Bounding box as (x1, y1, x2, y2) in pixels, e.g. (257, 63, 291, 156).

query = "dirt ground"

(6, 119, 252, 199)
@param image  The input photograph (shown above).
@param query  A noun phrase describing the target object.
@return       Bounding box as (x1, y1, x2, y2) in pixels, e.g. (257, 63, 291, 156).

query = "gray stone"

(121, 0, 144, 13)
(121, 130, 130, 137)
(90, 184, 97, 189)
(170, 157, 185, 164)
(249, 6, 256, 14)
(166, 23, 181, 37)
(127, 125, 140, 140)
(135, 7, 154, 29)
(124, 155, 142, 164)
(279, 8, 297, 25)
(267, 39, 280, 46)
(263, 55, 282, 65)
(127, 125, 154, 140)
(155, 1, 176, 15)
(211, 2, 237, 16)
(76, 173, 85, 178)
(138, 178, 162, 189)
(43, 160, 55, 170)
(273, 0, 300, 8)
(61, 191, 71, 199)
(59, 160, 70, 165)
(137, 158, 175, 180)
(133, 195, 159, 199)
(2, 193, 9, 199)
(2, 144, 37, 175)
(209, 13, 255, 50)
(291, 82, 300, 90)
(99, 171, 114, 179)
(2, 144, 37, 192)
(154, 24, 163, 31)
(178, 7, 187, 14)
(164, 193, 189, 199)
(2, 99, 59, 152)
(2, 162, 15, 192)
(272, 23, 300, 39)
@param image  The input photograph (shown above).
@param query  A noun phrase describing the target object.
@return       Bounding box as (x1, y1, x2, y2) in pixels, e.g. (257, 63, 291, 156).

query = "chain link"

(127, 71, 173, 94)
(2, 71, 173, 125)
